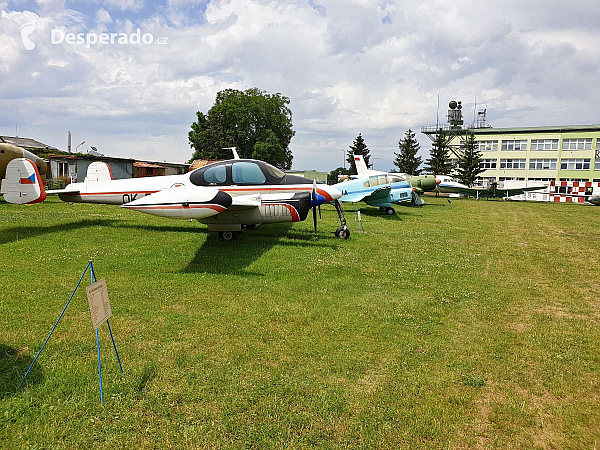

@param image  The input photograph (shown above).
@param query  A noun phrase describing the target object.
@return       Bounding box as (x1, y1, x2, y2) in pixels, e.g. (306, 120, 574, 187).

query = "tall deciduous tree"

(456, 132, 485, 187)
(394, 129, 422, 175)
(346, 133, 371, 174)
(425, 133, 454, 175)
(188, 88, 295, 169)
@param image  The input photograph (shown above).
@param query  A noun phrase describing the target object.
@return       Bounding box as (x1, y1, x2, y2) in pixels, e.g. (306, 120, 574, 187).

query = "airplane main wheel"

(219, 231, 237, 241)
(386, 207, 395, 215)
(335, 226, 350, 240)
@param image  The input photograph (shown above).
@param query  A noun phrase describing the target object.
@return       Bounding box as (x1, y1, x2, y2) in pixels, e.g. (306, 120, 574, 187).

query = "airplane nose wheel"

(218, 230, 237, 241)
(335, 226, 350, 240)
(386, 207, 395, 215)
(333, 200, 350, 239)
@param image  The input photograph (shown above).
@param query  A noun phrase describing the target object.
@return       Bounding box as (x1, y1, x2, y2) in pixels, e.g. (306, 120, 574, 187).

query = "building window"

(476, 140, 498, 151)
(562, 138, 592, 150)
(501, 140, 527, 151)
(529, 158, 557, 170)
(480, 159, 497, 169)
(57, 162, 69, 177)
(560, 158, 591, 170)
(530, 139, 558, 151)
(500, 158, 526, 169)
(595, 159, 600, 171)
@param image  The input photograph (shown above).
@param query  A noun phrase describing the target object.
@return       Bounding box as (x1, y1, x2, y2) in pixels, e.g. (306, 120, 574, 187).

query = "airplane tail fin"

(354, 155, 370, 176)
(1, 158, 47, 204)
(85, 161, 113, 182)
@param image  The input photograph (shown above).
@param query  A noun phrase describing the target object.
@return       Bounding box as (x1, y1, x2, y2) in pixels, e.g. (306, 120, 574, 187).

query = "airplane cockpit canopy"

(189, 159, 289, 187)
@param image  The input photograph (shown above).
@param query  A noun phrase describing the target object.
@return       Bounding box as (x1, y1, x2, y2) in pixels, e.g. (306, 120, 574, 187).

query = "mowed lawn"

(0, 196, 598, 449)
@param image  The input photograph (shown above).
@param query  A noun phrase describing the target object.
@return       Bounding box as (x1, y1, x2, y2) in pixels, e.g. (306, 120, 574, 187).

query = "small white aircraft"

(1, 157, 348, 240)
(352, 155, 440, 195)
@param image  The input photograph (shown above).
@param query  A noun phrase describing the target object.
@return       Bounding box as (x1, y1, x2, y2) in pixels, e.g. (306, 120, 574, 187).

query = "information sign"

(86, 278, 112, 329)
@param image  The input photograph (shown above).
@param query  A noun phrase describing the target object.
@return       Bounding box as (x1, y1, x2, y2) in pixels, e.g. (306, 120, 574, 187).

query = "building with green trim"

(446, 125, 600, 184)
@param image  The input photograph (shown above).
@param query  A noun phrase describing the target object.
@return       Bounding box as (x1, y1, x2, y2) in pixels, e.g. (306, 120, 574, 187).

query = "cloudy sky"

(1, 0, 599, 171)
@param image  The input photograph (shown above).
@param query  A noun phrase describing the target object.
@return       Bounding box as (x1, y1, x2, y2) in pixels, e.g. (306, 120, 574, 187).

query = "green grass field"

(1, 196, 598, 448)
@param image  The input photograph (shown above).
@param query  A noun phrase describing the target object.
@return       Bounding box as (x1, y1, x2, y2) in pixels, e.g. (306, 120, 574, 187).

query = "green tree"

(188, 88, 295, 169)
(425, 133, 454, 175)
(346, 133, 371, 174)
(394, 129, 422, 175)
(456, 132, 485, 187)
(327, 167, 351, 185)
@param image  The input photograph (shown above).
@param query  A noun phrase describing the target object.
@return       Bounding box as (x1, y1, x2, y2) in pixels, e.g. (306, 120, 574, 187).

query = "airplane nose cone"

(435, 178, 441, 185)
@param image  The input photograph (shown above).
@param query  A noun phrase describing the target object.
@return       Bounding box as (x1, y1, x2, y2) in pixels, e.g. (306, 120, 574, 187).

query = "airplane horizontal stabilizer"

(1, 158, 46, 204)
(46, 189, 81, 195)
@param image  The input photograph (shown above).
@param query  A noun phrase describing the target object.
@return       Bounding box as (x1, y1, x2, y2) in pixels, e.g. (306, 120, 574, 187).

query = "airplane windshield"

(203, 165, 227, 184)
(263, 163, 285, 179)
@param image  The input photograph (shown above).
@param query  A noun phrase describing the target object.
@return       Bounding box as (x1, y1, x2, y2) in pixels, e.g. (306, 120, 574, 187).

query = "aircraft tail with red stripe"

(1, 158, 47, 204)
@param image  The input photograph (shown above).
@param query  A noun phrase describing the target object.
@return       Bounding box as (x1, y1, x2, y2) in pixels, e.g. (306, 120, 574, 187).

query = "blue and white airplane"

(332, 172, 416, 215)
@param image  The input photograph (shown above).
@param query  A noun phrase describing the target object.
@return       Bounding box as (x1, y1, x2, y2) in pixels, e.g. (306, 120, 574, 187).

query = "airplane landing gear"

(385, 207, 395, 215)
(335, 226, 350, 240)
(218, 230, 238, 241)
(333, 200, 349, 239)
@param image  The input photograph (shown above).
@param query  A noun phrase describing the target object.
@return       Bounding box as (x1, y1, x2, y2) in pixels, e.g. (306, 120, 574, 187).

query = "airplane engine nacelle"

(1, 158, 47, 204)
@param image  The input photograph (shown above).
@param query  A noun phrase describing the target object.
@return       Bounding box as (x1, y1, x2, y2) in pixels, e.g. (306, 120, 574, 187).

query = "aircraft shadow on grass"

(0, 218, 336, 276)
(0, 344, 43, 398)
(181, 224, 338, 276)
(0, 219, 119, 245)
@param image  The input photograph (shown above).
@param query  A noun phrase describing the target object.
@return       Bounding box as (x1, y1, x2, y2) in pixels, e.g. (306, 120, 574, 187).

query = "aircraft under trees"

(346, 133, 371, 175)
(188, 88, 295, 169)
(394, 129, 422, 175)
(425, 133, 454, 175)
(327, 167, 351, 184)
(455, 132, 485, 187)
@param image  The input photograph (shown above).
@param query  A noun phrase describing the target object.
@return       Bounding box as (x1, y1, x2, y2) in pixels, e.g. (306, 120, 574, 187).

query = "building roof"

(469, 124, 600, 135)
(133, 161, 165, 169)
(0, 135, 59, 150)
(48, 154, 189, 168)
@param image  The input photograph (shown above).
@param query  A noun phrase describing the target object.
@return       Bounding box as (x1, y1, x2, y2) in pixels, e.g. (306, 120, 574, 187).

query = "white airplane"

(352, 155, 440, 195)
(1, 157, 349, 240)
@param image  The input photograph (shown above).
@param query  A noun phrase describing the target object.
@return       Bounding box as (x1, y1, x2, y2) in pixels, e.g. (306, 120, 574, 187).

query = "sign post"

(20, 260, 123, 403)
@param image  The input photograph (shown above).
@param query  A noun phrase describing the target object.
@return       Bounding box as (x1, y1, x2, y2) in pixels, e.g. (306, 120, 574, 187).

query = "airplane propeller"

(310, 179, 327, 232)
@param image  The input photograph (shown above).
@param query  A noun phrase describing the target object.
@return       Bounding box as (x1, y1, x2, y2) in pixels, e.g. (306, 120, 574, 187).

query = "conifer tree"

(456, 132, 485, 187)
(346, 133, 371, 175)
(425, 133, 453, 175)
(394, 129, 422, 175)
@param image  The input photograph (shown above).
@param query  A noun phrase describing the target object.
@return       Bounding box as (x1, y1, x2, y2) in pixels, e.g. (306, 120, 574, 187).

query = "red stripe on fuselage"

(63, 190, 159, 196)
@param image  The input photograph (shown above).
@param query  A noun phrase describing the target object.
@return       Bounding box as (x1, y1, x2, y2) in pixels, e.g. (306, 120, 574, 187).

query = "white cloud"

(1, 0, 600, 170)
(103, 0, 145, 12)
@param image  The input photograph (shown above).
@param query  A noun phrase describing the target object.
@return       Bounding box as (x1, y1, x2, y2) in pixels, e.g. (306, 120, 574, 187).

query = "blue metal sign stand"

(19, 260, 123, 403)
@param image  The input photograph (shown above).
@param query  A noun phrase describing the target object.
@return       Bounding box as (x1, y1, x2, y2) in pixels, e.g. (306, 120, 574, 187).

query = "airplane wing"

(228, 194, 262, 210)
(438, 184, 487, 197)
(341, 186, 392, 203)
(494, 185, 548, 197)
